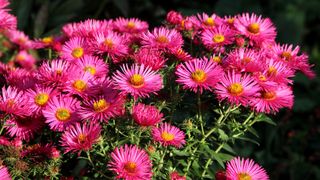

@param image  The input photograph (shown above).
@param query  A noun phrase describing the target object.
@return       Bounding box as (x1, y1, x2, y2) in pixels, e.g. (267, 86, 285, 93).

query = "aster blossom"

(0, 165, 12, 180)
(141, 27, 183, 51)
(109, 144, 153, 180)
(132, 103, 163, 126)
(152, 122, 186, 148)
(113, 63, 163, 99)
(176, 57, 223, 93)
(60, 37, 88, 62)
(226, 157, 269, 180)
(215, 71, 260, 106)
(201, 25, 234, 50)
(60, 122, 101, 153)
(113, 17, 149, 34)
(234, 13, 276, 46)
(42, 95, 80, 131)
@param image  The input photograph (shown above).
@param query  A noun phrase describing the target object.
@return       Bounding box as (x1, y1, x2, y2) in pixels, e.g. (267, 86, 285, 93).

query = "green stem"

(48, 48, 52, 60)
(158, 148, 167, 171)
(215, 143, 224, 153)
(243, 111, 254, 125)
(86, 151, 108, 178)
(201, 159, 212, 178)
(197, 92, 205, 136)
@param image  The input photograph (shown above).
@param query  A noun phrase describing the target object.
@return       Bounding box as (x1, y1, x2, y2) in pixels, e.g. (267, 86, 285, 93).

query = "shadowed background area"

(8, 0, 320, 179)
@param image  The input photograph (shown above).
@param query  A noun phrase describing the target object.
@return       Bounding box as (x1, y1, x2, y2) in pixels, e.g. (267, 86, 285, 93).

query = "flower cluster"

(0, 1, 315, 179)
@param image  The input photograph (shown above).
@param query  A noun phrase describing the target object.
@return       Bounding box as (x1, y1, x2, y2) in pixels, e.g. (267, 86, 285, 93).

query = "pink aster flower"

(222, 15, 237, 28)
(262, 58, 294, 84)
(133, 48, 166, 70)
(74, 55, 109, 79)
(0, 86, 31, 117)
(0, 165, 12, 180)
(170, 48, 193, 62)
(175, 57, 223, 93)
(0, 10, 17, 30)
(113, 17, 149, 34)
(201, 25, 235, 50)
(234, 13, 276, 47)
(15, 50, 36, 70)
(214, 71, 260, 106)
(5, 116, 44, 141)
(60, 122, 101, 153)
(60, 37, 89, 62)
(25, 86, 57, 116)
(62, 19, 111, 38)
(166, 10, 183, 25)
(226, 157, 269, 180)
(224, 48, 263, 73)
(5, 68, 37, 90)
(5, 30, 33, 49)
(141, 27, 183, 51)
(132, 103, 163, 126)
(21, 144, 58, 162)
(37, 59, 71, 88)
(42, 95, 80, 131)
(194, 13, 223, 30)
(250, 85, 293, 114)
(91, 31, 129, 63)
(64, 72, 95, 97)
(79, 85, 125, 122)
(152, 122, 186, 148)
(113, 63, 163, 99)
(0, 0, 9, 9)
(109, 144, 153, 180)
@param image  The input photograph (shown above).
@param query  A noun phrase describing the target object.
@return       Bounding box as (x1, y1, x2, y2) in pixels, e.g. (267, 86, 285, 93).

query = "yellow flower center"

(7, 99, 15, 107)
(78, 133, 87, 143)
(55, 108, 71, 122)
(71, 47, 84, 58)
(227, 83, 244, 96)
(34, 93, 49, 106)
(56, 69, 62, 75)
(242, 57, 252, 63)
(227, 18, 235, 24)
(127, 21, 135, 29)
(129, 74, 145, 88)
(205, 17, 215, 26)
(156, 36, 169, 44)
(161, 131, 175, 141)
(267, 66, 277, 76)
(247, 23, 260, 34)
(93, 99, 110, 112)
(258, 74, 267, 81)
(261, 91, 276, 100)
(281, 51, 292, 61)
(84, 66, 96, 75)
(42, 36, 53, 44)
(73, 80, 87, 92)
(124, 161, 137, 173)
(238, 173, 252, 180)
(104, 39, 114, 48)
(191, 69, 207, 83)
(16, 54, 25, 61)
(212, 56, 222, 63)
(212, 34, 225, 43)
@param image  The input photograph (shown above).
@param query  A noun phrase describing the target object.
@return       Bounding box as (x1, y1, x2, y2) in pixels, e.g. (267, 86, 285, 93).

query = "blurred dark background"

(8, 0, 320, 179)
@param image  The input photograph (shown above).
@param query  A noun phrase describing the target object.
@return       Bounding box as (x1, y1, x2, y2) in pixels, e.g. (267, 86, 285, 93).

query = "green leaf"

(212, 152, 224, 168)
(247, 126, 259, 138)
(256, 114, 276, 126)
(235, 136, 260, 146)
(218, 129, 229, 141)
(222, 143, 236, 155)
(172, 149, 190, 156)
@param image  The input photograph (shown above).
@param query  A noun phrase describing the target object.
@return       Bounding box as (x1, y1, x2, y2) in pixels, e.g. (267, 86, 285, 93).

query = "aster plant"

(0, 2, 315, 179)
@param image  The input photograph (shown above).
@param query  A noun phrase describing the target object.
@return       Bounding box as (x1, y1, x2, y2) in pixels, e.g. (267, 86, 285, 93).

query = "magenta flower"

(176, 57, 223, 93)
(60, 122, 101, 153)
(74, 55, 109, 79)
(132, 103, 163, 126)
(141, 27, 183, 51)
(152, 122, 186, 148)
(60, 37, 89, 62)
(250, 85, 293, 114)
(234, 13, 276, 46)
(0, 165, 12, 180)
(109, 145, 153, 180)
(42, 95, 80, 131)
(113, 17, 149, 34)
(226, 157, 269, 180)
(133, 48, 166, 71)
(113, 63, 163, 99)
(215, 71, 260, 106)
(201, 25, 234, 50)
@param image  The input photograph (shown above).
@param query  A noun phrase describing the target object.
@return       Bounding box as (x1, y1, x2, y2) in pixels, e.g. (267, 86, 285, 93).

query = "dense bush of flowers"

(0, 0, 315, 179)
